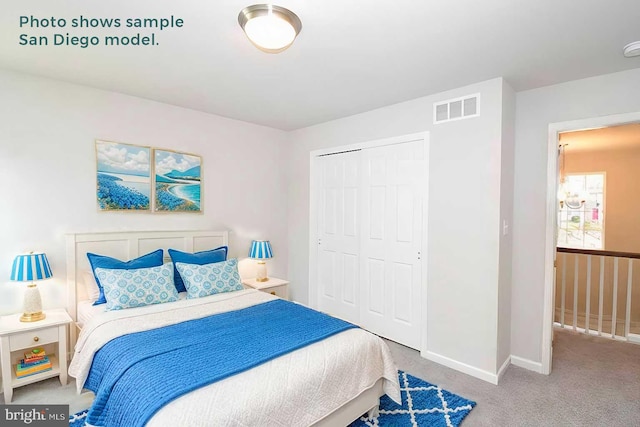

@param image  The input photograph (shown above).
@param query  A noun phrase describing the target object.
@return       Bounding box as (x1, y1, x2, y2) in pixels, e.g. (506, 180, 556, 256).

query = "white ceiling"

(2, 0, 640, 130)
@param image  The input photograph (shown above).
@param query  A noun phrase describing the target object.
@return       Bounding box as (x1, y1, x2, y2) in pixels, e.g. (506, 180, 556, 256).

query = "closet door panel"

(317, 151, 361, 323)
(360, 141, 424, 349)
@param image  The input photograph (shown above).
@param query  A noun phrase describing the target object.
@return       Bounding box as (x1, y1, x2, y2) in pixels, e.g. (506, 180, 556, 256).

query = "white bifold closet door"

(316, 139, 426, 349)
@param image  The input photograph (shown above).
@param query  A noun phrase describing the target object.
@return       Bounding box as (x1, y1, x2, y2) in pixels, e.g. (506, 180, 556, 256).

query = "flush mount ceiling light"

(623, 41, 640, 58)
(238, 4, 302, 53)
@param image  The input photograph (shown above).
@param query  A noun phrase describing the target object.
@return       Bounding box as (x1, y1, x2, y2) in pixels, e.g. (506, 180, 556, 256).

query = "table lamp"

(10, 252, 52, 322)
(249, 240, 273, 282)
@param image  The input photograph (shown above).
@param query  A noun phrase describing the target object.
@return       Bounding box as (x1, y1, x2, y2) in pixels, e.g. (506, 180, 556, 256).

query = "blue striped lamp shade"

(249, 240, 273, 259)
(10, 253, 53, 282)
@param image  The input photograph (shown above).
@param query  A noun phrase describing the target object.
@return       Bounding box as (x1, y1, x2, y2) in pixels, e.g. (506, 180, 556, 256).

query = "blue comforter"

(84, 299, 357, 427)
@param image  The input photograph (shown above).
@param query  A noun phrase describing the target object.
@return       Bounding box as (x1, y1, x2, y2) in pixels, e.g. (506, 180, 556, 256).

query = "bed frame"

(65, 230, 382, 426)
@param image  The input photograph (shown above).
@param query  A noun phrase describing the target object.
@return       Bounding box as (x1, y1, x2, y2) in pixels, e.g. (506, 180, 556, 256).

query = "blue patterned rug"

(350, 371, 476, 427)
(69, 371, 475, 426)
(69, 409, 87, 427)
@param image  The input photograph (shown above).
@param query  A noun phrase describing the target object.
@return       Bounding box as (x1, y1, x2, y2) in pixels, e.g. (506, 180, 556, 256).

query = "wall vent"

(433, 94, 480, 124)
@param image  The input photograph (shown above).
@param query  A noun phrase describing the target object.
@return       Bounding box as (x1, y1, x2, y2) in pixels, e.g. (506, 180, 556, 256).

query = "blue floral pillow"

(95, 263, 179, 311)
(175, 258, 244, 299)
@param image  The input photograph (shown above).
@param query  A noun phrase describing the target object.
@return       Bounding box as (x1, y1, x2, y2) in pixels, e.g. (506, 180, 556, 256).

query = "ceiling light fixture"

(238, 4, 302, 53)
(623, 41, 640, 58)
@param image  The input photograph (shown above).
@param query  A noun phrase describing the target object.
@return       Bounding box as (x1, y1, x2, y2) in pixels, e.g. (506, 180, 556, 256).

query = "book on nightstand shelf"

(16, 347, 53, 378)
(24, 347, 47, 360)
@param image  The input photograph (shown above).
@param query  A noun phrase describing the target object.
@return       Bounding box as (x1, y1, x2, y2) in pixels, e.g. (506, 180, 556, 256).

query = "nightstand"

(242, 277, 289, 300)
(0, 309, 72, 403)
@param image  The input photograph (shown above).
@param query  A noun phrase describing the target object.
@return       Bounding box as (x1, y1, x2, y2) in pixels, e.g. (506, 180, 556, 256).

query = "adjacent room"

(1, 1, 639, 426)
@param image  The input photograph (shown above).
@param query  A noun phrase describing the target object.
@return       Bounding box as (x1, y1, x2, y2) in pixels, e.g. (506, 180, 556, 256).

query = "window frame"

(557, 171, 606, 250)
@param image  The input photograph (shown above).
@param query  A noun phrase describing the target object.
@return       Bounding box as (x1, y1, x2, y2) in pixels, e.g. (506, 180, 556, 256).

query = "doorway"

(556, 125, 640, 342)
(543, 112, 640, 374)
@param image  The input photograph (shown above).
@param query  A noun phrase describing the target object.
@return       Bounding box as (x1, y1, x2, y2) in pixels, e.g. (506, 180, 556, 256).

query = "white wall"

(512, 67, 640, 364)
(0, 70, 289, 315)
(287, 77, 510, 378)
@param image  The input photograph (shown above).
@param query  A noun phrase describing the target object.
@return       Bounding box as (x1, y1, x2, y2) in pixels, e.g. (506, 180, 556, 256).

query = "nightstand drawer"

(9, 327, 58, 351)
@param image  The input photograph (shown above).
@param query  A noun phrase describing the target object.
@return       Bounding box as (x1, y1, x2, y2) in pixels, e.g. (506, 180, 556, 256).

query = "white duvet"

(69, 289, 400, 426)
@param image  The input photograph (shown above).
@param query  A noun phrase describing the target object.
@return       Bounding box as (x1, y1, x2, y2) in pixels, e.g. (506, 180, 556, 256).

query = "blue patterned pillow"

(168, 246, 228, 293)
(95, 263, 179, 311)
(175, 258, 244, 299)
(87, 249, 164, 306)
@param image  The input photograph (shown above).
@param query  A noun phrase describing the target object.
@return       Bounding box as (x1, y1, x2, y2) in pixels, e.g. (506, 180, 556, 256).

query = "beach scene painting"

(96, 140, 151, 211)
(154, 149, 202, 212)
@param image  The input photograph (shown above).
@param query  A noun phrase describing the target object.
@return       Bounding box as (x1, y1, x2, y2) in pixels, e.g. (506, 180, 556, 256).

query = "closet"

(311, 134, 428, 350)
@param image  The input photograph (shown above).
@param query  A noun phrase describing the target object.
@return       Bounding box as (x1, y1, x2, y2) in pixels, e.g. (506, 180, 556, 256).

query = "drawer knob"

(33, 336, 39, 342)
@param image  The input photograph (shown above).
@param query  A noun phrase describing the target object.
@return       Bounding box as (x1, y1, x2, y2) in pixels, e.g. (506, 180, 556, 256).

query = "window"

(557, 173, 604, 249)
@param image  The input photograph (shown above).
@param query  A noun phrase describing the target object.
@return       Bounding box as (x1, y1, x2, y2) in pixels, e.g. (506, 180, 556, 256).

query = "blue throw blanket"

(84, 299, 357, 427)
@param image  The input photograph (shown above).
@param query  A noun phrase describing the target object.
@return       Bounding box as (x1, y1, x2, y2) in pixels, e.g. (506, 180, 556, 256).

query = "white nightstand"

(242, 277, 290, 300)
(0, 309, 72, 403)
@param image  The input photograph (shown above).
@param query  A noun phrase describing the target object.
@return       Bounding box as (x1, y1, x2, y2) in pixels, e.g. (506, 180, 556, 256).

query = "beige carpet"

(5, 328, 640, 425)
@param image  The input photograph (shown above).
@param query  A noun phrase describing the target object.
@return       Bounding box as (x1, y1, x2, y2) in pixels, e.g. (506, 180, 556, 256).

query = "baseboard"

(628, 334, 640, 344)
(423, 351, 500, 385)
(510, 355, 543, 373)
(497, 356, 511, 383)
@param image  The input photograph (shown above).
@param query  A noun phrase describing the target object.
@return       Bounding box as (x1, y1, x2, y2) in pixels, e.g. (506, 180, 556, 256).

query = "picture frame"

(153, 148, 202, 213)
(95, 140, 151, 211)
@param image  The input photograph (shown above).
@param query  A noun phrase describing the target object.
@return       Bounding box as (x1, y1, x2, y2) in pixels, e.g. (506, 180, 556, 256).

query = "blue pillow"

(87, 249, 164, 306)
(175, 258, 244, 299)
(95, 263, 179, 311)
(168, 246, 228, 293)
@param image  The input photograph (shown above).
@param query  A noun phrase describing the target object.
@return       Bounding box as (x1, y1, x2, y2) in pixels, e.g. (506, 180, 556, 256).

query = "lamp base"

(21, 283, 45, 322)
(20, 312, 46, 322)
(256, 260, 269, 282)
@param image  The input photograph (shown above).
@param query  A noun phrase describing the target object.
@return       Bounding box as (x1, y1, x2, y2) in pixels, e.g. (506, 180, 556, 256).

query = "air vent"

(433, 94, 480, 124)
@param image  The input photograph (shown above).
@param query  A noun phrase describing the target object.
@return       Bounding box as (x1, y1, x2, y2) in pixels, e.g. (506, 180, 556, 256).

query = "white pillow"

(82, 270, 101, 301)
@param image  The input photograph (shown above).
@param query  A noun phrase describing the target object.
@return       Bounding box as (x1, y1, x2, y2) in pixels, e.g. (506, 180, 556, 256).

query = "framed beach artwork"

(95, 140, 151, 211)
(153, 149, 202, 213)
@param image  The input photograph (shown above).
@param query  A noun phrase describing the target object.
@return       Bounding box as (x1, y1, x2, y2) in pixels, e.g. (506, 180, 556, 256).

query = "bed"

(65, 230, 400, 426)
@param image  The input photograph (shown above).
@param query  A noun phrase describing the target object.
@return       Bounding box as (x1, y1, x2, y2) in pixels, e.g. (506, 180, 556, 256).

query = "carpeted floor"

(6, 328, 640, 426)
(387, 329, 640, 426)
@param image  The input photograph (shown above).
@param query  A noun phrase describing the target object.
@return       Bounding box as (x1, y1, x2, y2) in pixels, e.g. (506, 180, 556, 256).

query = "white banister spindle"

(561, 253, 567, 327)
(573, 255, 579, 330)
(612, 257, 619, 337)
(625, 259, 633, 338)
(598, 256, 604, 335)
(585, 255, 592, 333)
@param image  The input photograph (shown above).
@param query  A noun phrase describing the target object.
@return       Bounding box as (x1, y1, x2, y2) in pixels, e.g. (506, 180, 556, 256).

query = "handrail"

(557, 247, 640, 260)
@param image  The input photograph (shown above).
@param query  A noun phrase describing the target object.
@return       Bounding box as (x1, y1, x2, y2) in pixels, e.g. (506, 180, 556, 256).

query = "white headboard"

(65, 230, 228, 345)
